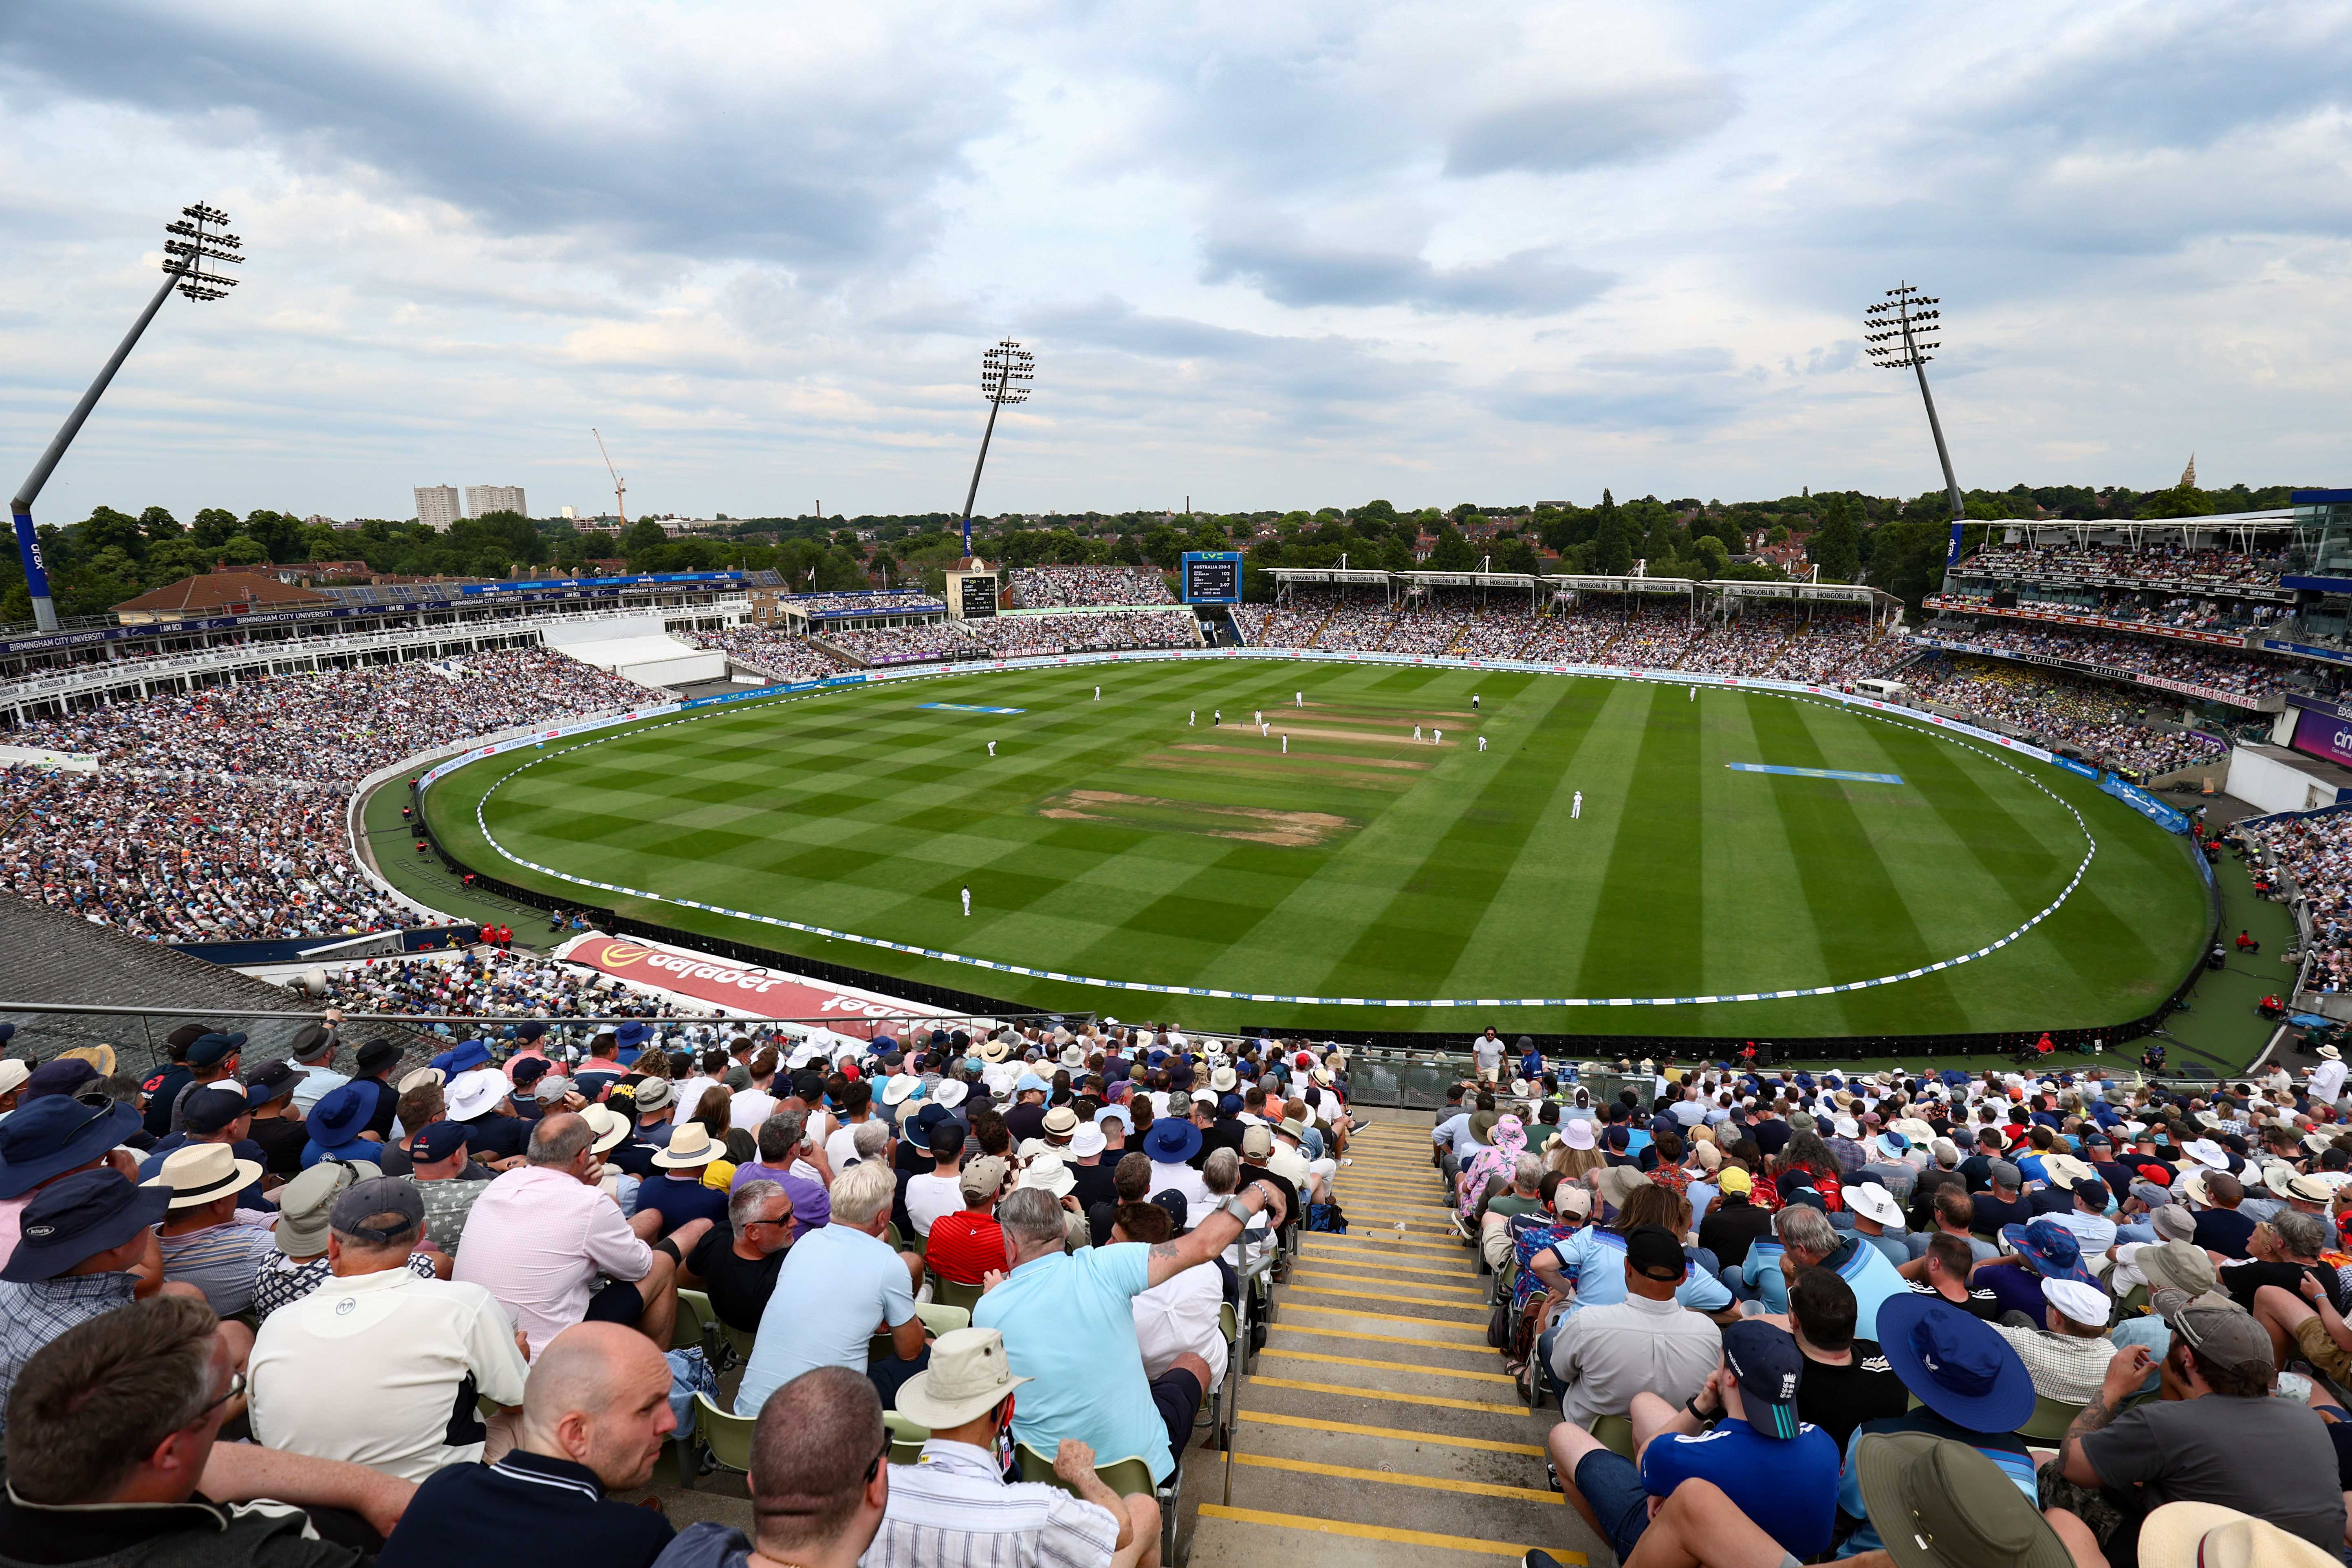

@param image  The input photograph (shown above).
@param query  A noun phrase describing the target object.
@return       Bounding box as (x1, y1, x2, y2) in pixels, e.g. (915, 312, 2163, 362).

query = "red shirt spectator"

(925, 1209, 1007, 1284)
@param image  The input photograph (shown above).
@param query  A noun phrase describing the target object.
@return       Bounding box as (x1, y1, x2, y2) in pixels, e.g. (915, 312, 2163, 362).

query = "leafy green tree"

(1355, 499, 1399, 527)
(214, 535, 269, 566)
(1592, 490, 1634, 575)
(2133, 485, 2217, 519)
(1495, 536, 1541, 575)
(1377, 536, 1415, 573)
(619, 518, 670, 563)
(139, 505, 182, 542)
(1428, 525, 1476, 570)
(1808, 495, 1863, 582)
(1692, 535, 1730, 577)
(74, 506, 146, 562)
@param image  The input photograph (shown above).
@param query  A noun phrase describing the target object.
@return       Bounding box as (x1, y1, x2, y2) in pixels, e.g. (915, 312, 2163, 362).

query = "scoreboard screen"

(1181, 551, 1243, 604)
(955, 573, 999, 619)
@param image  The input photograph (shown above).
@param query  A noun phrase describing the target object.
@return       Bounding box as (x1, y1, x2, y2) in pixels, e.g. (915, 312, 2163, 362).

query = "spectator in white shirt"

(904, 1119, 968, 1238)
(1117, 1201, 1228, 1397)
(249, 1176, 529, 1482)
(676, 1050, 732, 1127)
(730, 1048, 783, 1135)
(823, 1080, 875, 1171)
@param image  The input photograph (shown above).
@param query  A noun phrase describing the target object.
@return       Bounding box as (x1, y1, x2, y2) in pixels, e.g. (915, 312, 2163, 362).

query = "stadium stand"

(1917, 620, 2299, 700)
(961, 609, 1198, 657)
(319, 946, 714, 1024)
(1899, 653, 2230, 779)
(686, 626, 851, 681)
(1006, 565, 1176, 608)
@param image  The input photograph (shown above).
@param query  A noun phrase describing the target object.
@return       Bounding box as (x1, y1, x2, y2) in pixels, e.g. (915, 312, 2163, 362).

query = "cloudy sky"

(2, 1, 2348, 522)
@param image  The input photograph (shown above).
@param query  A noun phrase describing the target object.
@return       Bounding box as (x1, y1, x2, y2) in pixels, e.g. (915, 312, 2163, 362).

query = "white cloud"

(1, 0, 2348, 523)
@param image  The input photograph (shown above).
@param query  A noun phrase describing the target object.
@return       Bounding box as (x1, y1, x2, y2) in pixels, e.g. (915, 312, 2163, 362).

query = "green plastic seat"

(930, 1275, 986, 1316)
(694, 1390, 757, 1472)
(1585, 1413, 1637, 1458)
(2015, 1395, 2088, 1443)
(884, 1410, 931, 1464)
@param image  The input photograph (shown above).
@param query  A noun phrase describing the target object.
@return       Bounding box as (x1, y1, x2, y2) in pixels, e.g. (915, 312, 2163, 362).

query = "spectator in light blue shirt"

(736, 1162, 923, 1416)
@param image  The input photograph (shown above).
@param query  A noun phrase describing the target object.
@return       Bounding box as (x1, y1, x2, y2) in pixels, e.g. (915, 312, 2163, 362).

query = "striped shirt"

(158, 1213, 281, 1317)
(867, 1440, 1121, 1568)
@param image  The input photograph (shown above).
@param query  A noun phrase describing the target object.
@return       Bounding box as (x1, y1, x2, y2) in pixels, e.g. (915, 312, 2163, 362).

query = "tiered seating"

(1900, 653, 2228, 778)
(1006, 566, 1176, 608)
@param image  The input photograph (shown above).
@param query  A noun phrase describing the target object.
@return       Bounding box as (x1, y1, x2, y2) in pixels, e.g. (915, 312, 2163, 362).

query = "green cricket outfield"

(417, 659, 2211, 1039)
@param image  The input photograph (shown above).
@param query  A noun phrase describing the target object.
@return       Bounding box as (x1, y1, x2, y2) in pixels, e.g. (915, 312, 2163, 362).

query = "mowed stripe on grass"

(427, 661, 2209, 1036)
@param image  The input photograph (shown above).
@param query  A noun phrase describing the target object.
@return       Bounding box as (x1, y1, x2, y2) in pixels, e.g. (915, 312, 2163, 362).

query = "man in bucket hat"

(0, 1092, 144, 1262)
(865, 1326, 1153, 1568)
(0, 1168, 173, 1434)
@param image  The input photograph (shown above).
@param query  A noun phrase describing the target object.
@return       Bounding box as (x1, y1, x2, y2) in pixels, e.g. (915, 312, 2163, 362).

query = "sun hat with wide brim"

(654, 1123, 723, 1169)
(2137, 1501, 2338, 1568)
(580, 1103, 632, 1155)
(1857, 1432, 2070, 1568)
(141, 1142, 264, 1211)
(932, 1079, 969, 1109)
(272, 1158, 385, 1255)
(1874, 1292, 2036, 1434)
(1592, 1165, 1650, 1212)
(1561, 1119, 1596, 1150)
(1017, 1152, 1076, 1198)
(0, 1098, 143, 1199)
(1143, 1119, 1202, 1163)
(444, 1068, 512, 1121)
(893, 1326, 1031, 1428)
(1845, 1181, 1906, 1228)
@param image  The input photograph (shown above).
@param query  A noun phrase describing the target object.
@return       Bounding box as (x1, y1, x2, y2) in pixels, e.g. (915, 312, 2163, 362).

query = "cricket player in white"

(1094, 685, 1100, 700)
(1189, 710, 1196, 726)
(1260, 722, 1269, 737)
(987, 740, 997, 757)
(1478, 735, 1488, 752)
(1572, 791, 1583, 818)
(960, 884, 971, 916)
(1413, 725, 1423, 742)
(1281, 734, 1288, 753)
(1434, 729, 1442, 745)
(1472, 694, 1480, 710)
(1294, 692, 1303, 707)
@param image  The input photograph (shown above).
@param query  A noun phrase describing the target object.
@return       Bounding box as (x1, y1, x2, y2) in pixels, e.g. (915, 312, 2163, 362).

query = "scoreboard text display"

(1181, 551, 1243, 604)
(955, 573, 1000, 619)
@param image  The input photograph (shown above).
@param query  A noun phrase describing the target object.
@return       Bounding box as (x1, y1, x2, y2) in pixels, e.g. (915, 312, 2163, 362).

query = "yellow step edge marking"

(1196, 1504, 1587, 1563)
(1244, 1374, 1532, 1416)
(1271, 1322, 1503, 1355)
(1293, 1268, 1484, 1296)
(1238, 1408, 1546, 1456)
(1301, 1235, 1467, 1256)
(1262, 1347, 1516, 1385)
(1340, 1199, 1459, 1216)
(1286, 1284, 1486, 1314)
(1281, 1303, 1492, 1339)
(1230, 1450, 1560, 1503)
(1288, 1255, 1477, 1279)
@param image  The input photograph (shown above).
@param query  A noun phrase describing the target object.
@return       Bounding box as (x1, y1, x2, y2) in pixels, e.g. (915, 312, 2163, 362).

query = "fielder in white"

(1572, 790, 1583, 818)
(1434, 728, 1442, 745)
(1478, 734, 1488, 752)
(1413, 725, 1423, 742)
(960, 884, 971, 916)
(1189, 710, 1196, 726)
(1281, 734, 1288, 753)
(1294, 692, 1303, 707)
(1094, 685, 1101, 700)
(987, 740, 997, 757)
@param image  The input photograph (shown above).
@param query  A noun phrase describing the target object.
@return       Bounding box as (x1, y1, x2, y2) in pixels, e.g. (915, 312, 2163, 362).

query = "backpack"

(1305, 1198, 1348, 1233)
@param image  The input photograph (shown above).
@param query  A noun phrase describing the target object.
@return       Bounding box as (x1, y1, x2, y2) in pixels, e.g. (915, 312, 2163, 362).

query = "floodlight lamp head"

(980, 337, 1036, 406)
(161, 200, 243, 302)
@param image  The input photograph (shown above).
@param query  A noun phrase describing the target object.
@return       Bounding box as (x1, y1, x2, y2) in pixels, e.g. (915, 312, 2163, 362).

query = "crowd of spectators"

(817, 624, 978, 667)
(685, 628, 850, 682)
(1935, 590, 2292, 640)
(1956, 542, 2289, 594)
(318, 948, 715, 1025)
(1901, 654, 2229, 780)
(1924, 619, 2297, 700)
(1434, 1049, 2352, 1568)
(2237, 812, 2352, 995)
(961, 610, 1198, 658)
(0, 649, 649, 941)
(786, 591, 945, 616)
(1006, 567, 1176, 609)
(0, 1015, 1363, 1568)
(1379, 588, 1476, 654)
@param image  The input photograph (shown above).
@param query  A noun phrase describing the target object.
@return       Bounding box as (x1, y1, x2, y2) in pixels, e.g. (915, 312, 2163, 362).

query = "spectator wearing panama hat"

(633, 1123, 729, 1238)
(147, 1142, 275, 1316)
(879, 1326, 1145, 1568)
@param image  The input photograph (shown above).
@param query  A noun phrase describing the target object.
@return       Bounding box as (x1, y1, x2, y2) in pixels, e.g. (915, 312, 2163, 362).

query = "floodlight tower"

(10, 203, 244, 631)
(1864, 282, 1965, 592)
(958, 337, 1033, 558)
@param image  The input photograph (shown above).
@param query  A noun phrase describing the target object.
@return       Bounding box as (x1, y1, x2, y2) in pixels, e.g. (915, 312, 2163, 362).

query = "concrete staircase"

(1180, 1119, 1605, 1568)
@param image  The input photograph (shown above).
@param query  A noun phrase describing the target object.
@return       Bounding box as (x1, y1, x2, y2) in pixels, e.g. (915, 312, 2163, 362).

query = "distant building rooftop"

(113, 570, 335, 624)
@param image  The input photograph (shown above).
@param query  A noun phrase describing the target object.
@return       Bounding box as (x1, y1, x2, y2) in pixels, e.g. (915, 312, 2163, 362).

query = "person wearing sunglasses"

(1, 1293, 415, 1565)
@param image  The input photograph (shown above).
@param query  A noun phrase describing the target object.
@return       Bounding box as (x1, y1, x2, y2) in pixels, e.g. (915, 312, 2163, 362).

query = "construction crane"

(592, 428, 627, 526)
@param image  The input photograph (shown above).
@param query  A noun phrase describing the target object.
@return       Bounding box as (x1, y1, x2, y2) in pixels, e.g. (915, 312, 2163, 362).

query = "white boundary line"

(432, 649, 2102, 1011)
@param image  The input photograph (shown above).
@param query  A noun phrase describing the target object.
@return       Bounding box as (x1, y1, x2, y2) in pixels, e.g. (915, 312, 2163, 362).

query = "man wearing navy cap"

(249, 1175, 529, 1484)
(0, 1168, 171, 1437)
(0, 1092, 145, 1268)
(137, 1021, 211, 1136)
(137, 1086, 275, 1212)
(166, 1031, 247, 1135)
(410, 1121, 493, 1254)
(1550, 1315, 1840, 1565)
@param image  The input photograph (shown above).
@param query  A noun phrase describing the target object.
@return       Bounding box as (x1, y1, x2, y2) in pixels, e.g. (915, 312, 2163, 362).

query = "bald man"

(376, 1322, 678, 1568)
(656, 1366, 891, 1568)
